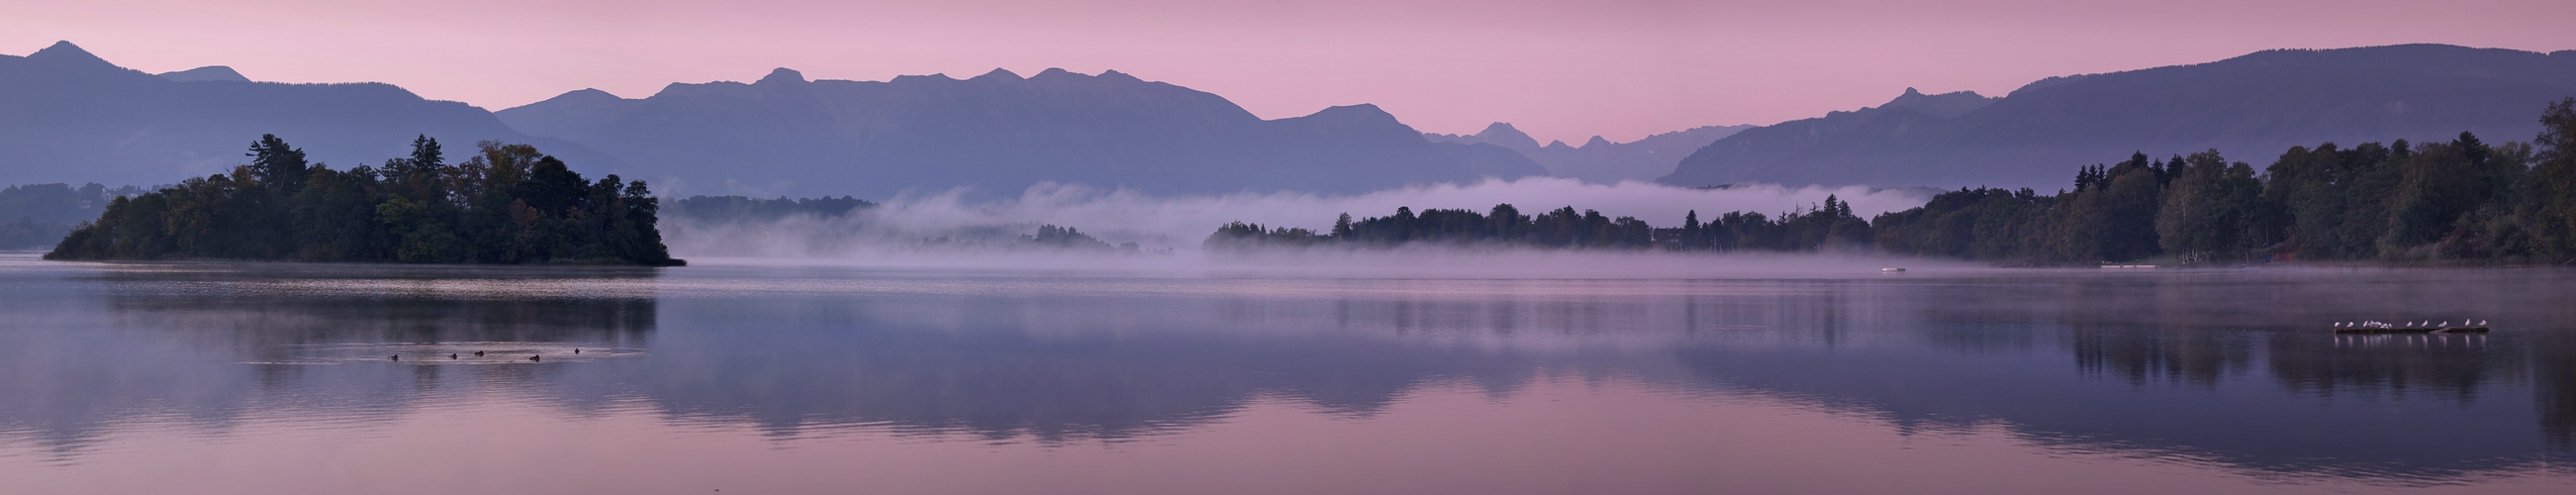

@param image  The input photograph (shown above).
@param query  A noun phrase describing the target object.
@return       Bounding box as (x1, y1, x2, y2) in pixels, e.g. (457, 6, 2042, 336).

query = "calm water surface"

(2, 253, 2573, 494)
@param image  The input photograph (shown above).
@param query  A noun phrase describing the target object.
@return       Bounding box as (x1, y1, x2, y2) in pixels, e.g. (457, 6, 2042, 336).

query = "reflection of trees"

(626, 329, 1541, 442)
(13, 278, 1579, 450)
(612, 296, 1553, 442)
(1672, 334, 2550, 483)
(2050, 276, 2259, 388)
(2541, 332, 2576, 453)
(2070, 325, 2254, 387)
(1670, 270, 2576, 483)
(13, 264, 2576, 480)
(94, 263, 662, 351)
(2267, 334, 2515, 404)
(0, 260, 664, 457)
(110, 295, 657, 359)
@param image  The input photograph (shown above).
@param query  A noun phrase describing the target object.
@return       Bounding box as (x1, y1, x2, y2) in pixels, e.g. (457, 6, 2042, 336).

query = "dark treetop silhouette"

(1217, 99, 2576, 266)
(1204, 196, 1872, 252)
(1871, 98, 2576, 265)
(46, 135, 681, 265)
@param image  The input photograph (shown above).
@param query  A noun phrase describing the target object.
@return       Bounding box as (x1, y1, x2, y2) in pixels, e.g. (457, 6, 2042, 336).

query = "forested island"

(45, 136, 682, 265)
(1210, 99, 2576, 265)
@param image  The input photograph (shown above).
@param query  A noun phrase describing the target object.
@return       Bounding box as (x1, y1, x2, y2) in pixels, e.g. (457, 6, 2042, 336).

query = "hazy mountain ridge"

(0, 42, 618, 186)
(1425, 123, 1753, 183)
(499, 67, 1544, 197)
(1664, 44, 2576, 190)
(157, 65, 248, 82)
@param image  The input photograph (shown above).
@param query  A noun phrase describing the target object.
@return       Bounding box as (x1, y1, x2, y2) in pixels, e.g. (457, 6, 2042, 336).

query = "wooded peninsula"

(1208, 99, 2576, 265)
(44, 136, 681, 265)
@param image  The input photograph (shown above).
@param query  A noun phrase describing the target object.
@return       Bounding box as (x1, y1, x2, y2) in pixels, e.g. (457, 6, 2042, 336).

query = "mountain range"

(6, 41, 2574, 198)
(1425, 123, 1752, 183)
(497, 67, 1541, 197)
(1662, 45, 2576, 190)
(0, 41, 1539, 198)
(0, 42, 612, 186)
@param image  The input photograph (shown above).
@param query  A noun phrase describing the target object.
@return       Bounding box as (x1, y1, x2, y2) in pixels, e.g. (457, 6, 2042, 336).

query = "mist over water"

(661, 177, 1936, 270)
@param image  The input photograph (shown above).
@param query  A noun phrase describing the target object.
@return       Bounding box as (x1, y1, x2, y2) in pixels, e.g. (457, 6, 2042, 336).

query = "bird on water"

(450, 353, 459, 359)
(530, 354, 541, 362)
(390, 355, 399, 360)
(474, 350, 485, 356)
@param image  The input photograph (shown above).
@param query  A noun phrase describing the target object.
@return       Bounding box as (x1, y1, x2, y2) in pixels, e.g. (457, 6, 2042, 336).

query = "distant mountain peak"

(1422, 122, 1550, 154)
(972, 68, 1021, 81)
(1282, 104, 1424, 138)
(1305, 103, 1395, 122)
(159, 65, 249, 82)
(32, 41, 93, 58)
(758, 67, 805, 85)
(1329, 103, 1383, 112)
(544, 88, 627, 104)
(1878, 87, 1996, 119)
(27, 41, 118, 71)
(1476, 123, 1538, 147)
(891, 73, 953, 84)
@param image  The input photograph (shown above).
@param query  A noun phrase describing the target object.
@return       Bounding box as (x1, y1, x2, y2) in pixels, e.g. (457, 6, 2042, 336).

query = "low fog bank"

(662, 177, 1934, 264)
(682, 248, 1999, 279)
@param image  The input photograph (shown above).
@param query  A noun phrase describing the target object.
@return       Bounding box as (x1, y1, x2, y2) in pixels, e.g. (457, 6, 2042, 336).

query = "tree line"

(45, 135, 681, 265)
(1874, 98, 2576, 265)
(1210, 98, 2576, 265)
(1204, 196, 1871, 251)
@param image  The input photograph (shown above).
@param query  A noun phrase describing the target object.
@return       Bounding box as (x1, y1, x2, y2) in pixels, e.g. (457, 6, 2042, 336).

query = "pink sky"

(6, 0, 2572, 144)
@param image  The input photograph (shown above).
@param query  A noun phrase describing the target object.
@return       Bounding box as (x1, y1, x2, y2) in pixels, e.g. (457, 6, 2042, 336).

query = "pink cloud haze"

(6, 0, 2573, 143)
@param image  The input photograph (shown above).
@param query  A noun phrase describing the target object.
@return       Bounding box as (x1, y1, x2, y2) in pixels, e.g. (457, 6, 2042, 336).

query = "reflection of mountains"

(9, 275, 1573, 448)
(1670, 271, 2576, 482)
(5, 265, 2574, 483)
(621, 301, 1546, 441)
(0, 268, 657, 458)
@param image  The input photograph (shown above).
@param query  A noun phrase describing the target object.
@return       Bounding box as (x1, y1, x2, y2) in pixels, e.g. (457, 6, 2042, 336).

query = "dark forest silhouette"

(1214, 99, 2576, 265)
(1204, 197, 1869, 252)
(45, 135, 680, 265)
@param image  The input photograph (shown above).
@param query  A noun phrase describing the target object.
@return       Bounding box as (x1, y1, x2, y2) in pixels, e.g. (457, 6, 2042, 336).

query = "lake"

(1, 252, 2571, 494)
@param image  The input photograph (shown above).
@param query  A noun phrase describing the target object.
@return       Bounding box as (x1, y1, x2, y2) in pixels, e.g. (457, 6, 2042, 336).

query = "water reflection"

(1, 258, 2573, 489)
(622, 295, 1549, 441)
(2544, 332, 2576, 451)
(1665, 270, 2576, 484)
